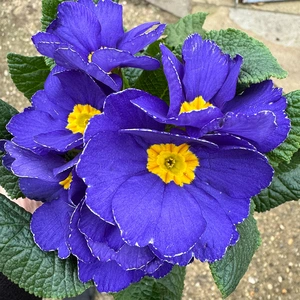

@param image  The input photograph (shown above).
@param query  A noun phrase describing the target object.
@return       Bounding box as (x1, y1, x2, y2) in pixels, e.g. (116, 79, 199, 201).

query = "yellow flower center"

(66, 104, 101, 135)
(147, 143, 199, 187)
(88, 51, 94, 63)
(59, 173, 73, 190)
(179, 96, 213, 114)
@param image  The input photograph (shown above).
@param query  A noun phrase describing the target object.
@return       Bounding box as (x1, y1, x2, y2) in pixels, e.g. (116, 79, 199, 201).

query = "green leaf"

(135, 67, 169, 104)
(210, 202, 261, 298)
(0, 194, 91, 298)
(0, 99, 18, 140)
(267, 90, 300, 167)
(7, 53, 50, 101)
(114, 265, 186, 300)
(41, 0, 70, 31)
(253, 149, 300, 212)
(164, 12, 208, 50)
(205, 29, 287, 86)
(122, 68, 143, 89)
(0, 153, 24, 200)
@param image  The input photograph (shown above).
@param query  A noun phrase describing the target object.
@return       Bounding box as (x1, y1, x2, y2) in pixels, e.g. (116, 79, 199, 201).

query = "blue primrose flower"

(4, 141, 79, 202)
(69, 200, 173, 292)
(32, 0, 166, 91)
(132, 33, 290, 153)
(7, 68, 106, 154)
(77, 88, 274, 263)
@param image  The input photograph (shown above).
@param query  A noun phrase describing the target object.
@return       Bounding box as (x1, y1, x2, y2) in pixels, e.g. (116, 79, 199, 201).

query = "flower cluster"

(3, 0, 290, 293)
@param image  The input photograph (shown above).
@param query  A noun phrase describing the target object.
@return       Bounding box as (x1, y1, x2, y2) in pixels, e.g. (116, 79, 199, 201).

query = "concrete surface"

(0, 0, 300, 300)
(146, 0, 191, 17)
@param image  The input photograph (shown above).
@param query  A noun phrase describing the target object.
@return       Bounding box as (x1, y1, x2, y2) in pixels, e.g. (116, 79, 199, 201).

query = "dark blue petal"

(218, 111, 279, 153)
(30, 194, 73, 258)
(192, 145, 274, 199)
(5, 142, 66, 181)
(175, 106, 223, 128)
(203, 133, 257, 150)
(77, 131, 147, 224)
(113, 175, 207, 257)
(182, 33, 229, 101)
(69, 200, 94, 262)
(32, 90, 69, 121)
(223, 81, 290, 152)
(78, 260, 144, 293)
(115, 244, 155, 270)
(87, 239, 116, 262)
(53, 47, 122, 91)
(7, 110, 65, 154)
(35, 130, 82, 152)
(54, 70, 106, 110)
(50, 2, 101, 57)
(92, 48, 160, 72)
(31, 32, 66, 58)
(149, 262, 173, 279)
(79, 203, 123, 249)
(118, 23, 166, 54)
(92, 0, 124, 48)
(210, 55, 243, 109)
(160, 44, 184, 118)
(186, 187, 235, 262)
(19, 178, 61, 201)
(84, 89, 165, 143)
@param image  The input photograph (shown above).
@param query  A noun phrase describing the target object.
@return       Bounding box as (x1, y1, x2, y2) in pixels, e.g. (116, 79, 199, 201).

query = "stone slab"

(146, 0, 191, 17)
(192, 5, 300, 93)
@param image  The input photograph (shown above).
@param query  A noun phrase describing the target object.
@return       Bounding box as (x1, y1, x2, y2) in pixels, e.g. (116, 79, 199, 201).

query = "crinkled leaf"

(0, 194, 91, 298)
(253, 149, 300, 212)
(41, 0, 73, 31)
(135, 67, 169, 104)
(122, 68, 143, 89)
(7, 53, 50, 101)
(0, 153, 24, 200)
(210, 202, 261, 298)
(0, 99, 18, 140)
(114, 266, 185, 300)
(267, 90, 300, 167)
(164, 12, 208, 50)
(205, 29, 287, 86)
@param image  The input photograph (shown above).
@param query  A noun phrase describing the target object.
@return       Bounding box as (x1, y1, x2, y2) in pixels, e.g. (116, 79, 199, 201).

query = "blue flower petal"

(115, 244, 155, 270)
(69, 201, 94, 262)
(90, 0, 124, 48)
(5, 142, 65, 181)
(78, 259, 144, 293)
(30, 194, 73, 258)
(31, 32, 66, 58)
(160, 44, 184, 118)
(113, 175, 207, 256)
(218, 111, 278, 153)
(50, 2, 101, 57)
(19, 178, 61, 202)
(54, 70, 106, 109)
(223, 81, 290, 152)
(118, 23, 166, 54)
(149, 262, 173, 279)
(84, 89, 165, 143)
(193, 145, 274, 199)
(182, 33, 230, 101)
(210, 55, 243, 109)
(35, 130, 82, 152)
(7, 110, 65, 155)
(92, 48, 160, 72)
(54, 47, 122, 91)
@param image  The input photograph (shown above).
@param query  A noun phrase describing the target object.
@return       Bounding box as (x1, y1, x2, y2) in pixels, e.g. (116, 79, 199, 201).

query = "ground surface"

(0, 0, 299, 299)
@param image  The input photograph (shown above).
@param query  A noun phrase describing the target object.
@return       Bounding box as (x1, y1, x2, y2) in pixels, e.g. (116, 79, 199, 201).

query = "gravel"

(0, 1, 299, 299)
